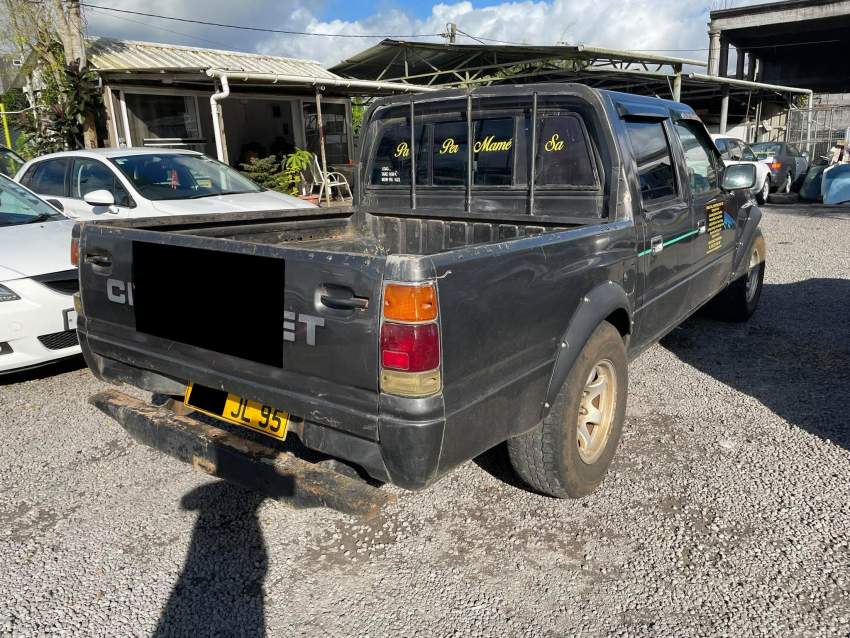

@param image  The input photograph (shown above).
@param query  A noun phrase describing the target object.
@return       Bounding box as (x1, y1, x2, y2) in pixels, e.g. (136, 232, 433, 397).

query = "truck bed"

(110, 207, 577, 257)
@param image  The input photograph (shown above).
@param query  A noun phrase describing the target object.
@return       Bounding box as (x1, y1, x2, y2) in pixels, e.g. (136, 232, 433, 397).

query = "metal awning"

(330, 39, 705, 87)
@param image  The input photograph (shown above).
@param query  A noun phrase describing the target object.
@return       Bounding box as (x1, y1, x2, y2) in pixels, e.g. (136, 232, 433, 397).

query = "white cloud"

(84, 0, 777, 68)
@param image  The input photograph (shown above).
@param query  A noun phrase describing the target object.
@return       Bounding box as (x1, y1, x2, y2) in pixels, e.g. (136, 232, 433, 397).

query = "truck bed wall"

(173, 209, 575, 257)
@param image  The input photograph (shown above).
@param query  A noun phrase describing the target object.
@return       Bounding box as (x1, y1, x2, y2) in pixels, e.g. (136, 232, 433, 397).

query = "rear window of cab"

(367, 105, 599, 191)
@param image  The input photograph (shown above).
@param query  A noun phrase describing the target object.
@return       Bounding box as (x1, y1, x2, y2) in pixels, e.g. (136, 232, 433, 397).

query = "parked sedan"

(750, 141, 809, 194)
(712, 135, 772, 204)
(0, 174, 80, 373)
(15, 149, 311, 220)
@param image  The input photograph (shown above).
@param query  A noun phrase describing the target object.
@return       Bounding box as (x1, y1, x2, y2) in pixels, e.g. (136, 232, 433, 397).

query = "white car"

(0, 175, 80, 373)
(15, 148, 312, 220)
(711, 135, 772, 204)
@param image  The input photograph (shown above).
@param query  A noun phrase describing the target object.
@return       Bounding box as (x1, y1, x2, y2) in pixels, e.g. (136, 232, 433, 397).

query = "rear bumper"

(89, 388, 394, 517)
(79, 328, 447, 491)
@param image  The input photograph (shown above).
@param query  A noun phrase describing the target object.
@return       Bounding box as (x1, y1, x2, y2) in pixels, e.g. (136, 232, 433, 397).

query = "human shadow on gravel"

(662, 278, 850, 451)
(152, 481, 269, 638)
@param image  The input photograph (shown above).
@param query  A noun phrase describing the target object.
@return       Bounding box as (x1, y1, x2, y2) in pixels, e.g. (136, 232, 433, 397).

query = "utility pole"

(442, 22, 457, 44)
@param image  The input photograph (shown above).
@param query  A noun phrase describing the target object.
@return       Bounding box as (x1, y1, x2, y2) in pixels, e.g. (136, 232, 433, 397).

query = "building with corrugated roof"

(11, 37, 424, 170)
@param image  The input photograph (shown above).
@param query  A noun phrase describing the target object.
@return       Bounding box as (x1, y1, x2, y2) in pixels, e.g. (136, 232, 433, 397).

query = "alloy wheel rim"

(762, 179, 770, 201)
(746, 247, 760, 303)
(576, 359, 617, 464)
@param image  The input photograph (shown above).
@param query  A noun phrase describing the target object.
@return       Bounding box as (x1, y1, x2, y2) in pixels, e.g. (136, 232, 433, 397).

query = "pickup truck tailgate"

(78, 223, 386, 439)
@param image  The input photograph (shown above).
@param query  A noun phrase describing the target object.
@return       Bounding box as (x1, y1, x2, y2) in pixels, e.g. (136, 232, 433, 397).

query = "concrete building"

(708, 0, 850, 152)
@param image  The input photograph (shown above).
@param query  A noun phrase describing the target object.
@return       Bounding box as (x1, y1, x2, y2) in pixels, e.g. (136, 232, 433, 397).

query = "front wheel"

(711, 239, 765, 322)
(507, 322, 627, 498)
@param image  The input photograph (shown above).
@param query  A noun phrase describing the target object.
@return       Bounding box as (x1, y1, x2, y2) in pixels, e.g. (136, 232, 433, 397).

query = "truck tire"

(507, 321, 627, 498)
(711, 239, 765, 322)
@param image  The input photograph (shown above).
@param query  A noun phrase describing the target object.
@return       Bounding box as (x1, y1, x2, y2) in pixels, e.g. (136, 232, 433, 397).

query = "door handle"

(85, 254, 112, 268)
(697, 220, 707, 235)
(650, 235, 664, 255)
(320, 294, 369, 310)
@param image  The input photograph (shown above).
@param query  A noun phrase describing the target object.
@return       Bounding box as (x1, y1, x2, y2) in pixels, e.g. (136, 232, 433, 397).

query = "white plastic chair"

(309, 154, 353, 202)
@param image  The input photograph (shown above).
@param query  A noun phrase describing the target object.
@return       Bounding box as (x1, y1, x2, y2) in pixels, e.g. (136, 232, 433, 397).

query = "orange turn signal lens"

(383, 283, 437, 322)
(70, 238, 79, 267)
(770, 161, 782, 170)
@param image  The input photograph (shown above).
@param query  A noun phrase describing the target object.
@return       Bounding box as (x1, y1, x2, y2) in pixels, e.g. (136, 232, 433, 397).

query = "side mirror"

(721, 164, 756, 191)
(83, 189, 115, 207)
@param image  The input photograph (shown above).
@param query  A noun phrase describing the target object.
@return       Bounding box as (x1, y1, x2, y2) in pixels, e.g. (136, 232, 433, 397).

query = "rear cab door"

(620, 106, 694, 346)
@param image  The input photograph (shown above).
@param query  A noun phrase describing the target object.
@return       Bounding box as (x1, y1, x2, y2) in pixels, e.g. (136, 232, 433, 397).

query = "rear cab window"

(363, 94, 605, 222)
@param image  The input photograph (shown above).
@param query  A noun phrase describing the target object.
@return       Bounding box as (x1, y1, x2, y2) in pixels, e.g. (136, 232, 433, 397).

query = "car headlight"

(0, 284, 21, 302)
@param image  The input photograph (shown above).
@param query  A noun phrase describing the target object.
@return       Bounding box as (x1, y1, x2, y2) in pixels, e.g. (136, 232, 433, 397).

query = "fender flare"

(732, 206, 765, 281)
(541, 281, 631, 419)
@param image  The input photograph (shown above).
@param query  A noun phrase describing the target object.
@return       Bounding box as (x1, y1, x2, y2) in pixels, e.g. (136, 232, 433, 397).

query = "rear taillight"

(380, 282, 441, 397)
(381, 323, 439, 371)
(770, 161, 782, 171)
(70, 237, 79, 267)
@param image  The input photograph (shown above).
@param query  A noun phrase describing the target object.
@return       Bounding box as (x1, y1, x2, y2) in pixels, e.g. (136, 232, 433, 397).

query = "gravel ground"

(2, 202, 850, 638)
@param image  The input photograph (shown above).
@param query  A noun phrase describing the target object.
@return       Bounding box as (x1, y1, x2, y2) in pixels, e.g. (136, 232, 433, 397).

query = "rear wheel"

(781, 172, 792, 193)
(756, 177, 770, 205)
(508, 322, 627, 498)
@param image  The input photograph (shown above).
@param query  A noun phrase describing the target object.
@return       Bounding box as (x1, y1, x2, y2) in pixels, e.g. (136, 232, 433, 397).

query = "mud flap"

(89, 389, 394, 518)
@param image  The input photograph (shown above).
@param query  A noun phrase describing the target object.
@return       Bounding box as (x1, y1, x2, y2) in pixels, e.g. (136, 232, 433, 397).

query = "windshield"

(0, 174, 63, 227)
(109, 153, 264, 201)
(751, 142, 782, 159)
(0, 147, 24, 178)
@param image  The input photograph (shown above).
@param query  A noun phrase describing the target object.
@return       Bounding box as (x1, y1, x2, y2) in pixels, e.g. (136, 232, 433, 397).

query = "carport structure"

(330, 39, 812, 139)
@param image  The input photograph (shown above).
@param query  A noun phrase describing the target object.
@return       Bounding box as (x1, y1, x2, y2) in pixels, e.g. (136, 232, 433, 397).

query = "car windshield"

(0, 147, 24, 178)
(0, 174, 64, 227)
(751, 143, 782, 159)
(109, 153, 264, 201)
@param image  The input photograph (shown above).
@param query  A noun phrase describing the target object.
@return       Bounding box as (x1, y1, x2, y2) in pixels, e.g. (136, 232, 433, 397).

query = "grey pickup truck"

(73, 84, 765, 501)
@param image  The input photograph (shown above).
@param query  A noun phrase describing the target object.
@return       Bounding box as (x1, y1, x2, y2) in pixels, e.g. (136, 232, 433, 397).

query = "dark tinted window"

(473, 117, 514, 186)
(714, 138, 730, 158)
(369, 122, 426, 186)
(432, 120, 468, 186)
(26, 159, 69, 197)
(535, 114, 597, 187)
(740, 143, 757, 162)
(625, 121, 676, 203)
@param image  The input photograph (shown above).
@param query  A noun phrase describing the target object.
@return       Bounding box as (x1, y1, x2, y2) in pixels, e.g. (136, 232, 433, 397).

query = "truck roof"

(369, 82, 695, 116)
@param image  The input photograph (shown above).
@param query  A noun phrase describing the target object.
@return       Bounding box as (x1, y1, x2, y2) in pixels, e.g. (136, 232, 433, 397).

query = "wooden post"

(315, 89, 331, 207)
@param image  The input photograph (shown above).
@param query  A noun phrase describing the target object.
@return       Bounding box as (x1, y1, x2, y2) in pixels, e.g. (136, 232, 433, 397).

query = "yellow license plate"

(184, 383, 289, 440)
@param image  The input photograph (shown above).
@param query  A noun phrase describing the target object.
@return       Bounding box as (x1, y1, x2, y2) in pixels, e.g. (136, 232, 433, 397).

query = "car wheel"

(711, 236, 765, 322)
(507, 321, 627, 498)
(756, 177, 770, 205)
(782, 172, 792, 194)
